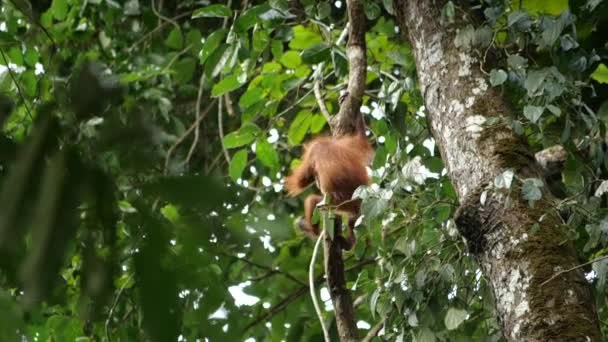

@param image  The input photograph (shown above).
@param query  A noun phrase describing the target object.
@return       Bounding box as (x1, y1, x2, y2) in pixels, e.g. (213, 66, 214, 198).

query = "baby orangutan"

(285, 133, 373, 249)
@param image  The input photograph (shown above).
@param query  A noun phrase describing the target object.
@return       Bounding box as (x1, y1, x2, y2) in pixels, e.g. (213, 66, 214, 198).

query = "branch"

(313, 80, 332, 123)
(362, 318, 386, 342)
(164, 99, 216, 174)
(331, 0, 367, 136)
(243, 258, 374, 331)
(541, 254, 608, 287)
(217, 97, 231, 164)
(321, 0, 368, 340)
(0, 47, 32, 119)
(185, 74, 206, 164)
(221, 252, 307, 286)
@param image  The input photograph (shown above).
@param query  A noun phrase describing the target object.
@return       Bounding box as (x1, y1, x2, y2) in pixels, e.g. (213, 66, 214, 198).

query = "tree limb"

(321, 0, 368, 341)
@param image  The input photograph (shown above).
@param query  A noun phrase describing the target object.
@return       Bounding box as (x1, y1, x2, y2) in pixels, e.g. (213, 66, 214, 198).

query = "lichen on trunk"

(395, 0, 601, 340)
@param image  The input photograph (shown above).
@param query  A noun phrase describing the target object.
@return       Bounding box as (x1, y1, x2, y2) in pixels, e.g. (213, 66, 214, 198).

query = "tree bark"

(395, 1, 601, 341)
(322, 0, 368, 340)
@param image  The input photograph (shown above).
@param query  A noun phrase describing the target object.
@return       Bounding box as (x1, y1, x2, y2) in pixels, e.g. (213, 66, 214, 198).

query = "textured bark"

(395, 1, 601, 341)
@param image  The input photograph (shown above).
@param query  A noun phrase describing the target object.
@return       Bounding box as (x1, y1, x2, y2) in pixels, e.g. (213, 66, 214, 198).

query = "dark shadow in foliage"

(70, 62, 123, 119)
(19, 149, 83, 308)
(0, 109, 59, 286)
(134, 209, 180, 342)
(142, 175, 233, 212)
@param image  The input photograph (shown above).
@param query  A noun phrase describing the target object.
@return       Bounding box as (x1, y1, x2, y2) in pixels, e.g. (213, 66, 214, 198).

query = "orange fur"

(285, 134, 373, 249)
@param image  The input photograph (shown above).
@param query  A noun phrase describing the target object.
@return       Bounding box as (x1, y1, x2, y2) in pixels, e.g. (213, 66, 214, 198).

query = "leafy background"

(0, 0, 607, 341)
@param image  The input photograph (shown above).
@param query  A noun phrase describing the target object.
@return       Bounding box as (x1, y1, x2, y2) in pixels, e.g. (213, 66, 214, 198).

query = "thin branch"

(224, 93, 236, 117)
(0, 47, 32, 119)
(105, 274, 133, 342)
(221, 252, 306, 286)
(243, 258, 375, 331)
(313, 80, 332, 123)
(310, 231, 331, 342)
(541, 255, 608, 287)
(185, 74, 206, 164)
(128, 12, 192, 51)
(164, 99, 217, 174)
(313, 26, 349, 124)
(217, 97, 231, 164)
(362, 318, 386, 342)
(150, 0, 180, 32)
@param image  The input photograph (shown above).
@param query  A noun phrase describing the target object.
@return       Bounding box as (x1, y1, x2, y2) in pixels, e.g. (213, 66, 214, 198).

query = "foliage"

(0, 0, 606, 341)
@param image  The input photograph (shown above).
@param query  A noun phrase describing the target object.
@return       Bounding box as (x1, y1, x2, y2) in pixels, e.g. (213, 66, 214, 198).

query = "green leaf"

(173, 57, 196, 84)
(300, 43, 331, 64)
(229, 149, 248, 181)
(489, 69, 507, 86)
(223, 124, 260, 148)
(546, 104, 561, 116)
(239, 87, 264, 107)
(591, 64, 608, 84)
(522, 178, 543, 202)
(22, 71, 36, 97)
(256, 139, 280, 170)
(201, 29, 227, 64)
(289, 25, 322, 50)
(317, 1, 331, 19)
(524, 69, 548, 96)
(310, 114, 326, 133)
(50, 0, 68, 20)
(363, 0, 381, 19)
(288, 110, 312, 145)
(142, 176, 230, 209)
(523, 105, 543, 123)
(164, 28, 183, 50)
(235, 4, 272, 32)
(444, 308, 468, 330)
(212, 75, 245, 97)
(279, 51, 302, 69)
(192, 4, 233, 18)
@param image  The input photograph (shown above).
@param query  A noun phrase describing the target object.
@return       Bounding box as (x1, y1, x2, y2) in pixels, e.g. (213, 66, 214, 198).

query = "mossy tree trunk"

(395, 1, 601, 340)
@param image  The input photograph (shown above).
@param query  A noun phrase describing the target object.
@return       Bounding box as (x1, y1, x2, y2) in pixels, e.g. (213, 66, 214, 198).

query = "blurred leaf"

(142, 176, 231, 210)
(255, 140, 280, 171)
(279, 51, 302, 69)
(444, 308, 468, 330)
(201, 29, 228, 65)
(212, 75, 245, 97)
(164, 28, 183, 50)
(223, 123, 260, 148)
(300, 43, 331, 64)
(192, 4, 233, 18)
(135, 215, 179, 342)
(50, 0, 68, 20)
(229, 149, 248, 181)
(591, 64, 608, 84)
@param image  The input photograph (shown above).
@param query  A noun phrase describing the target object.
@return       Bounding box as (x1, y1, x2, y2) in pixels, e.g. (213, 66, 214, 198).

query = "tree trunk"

(395, 1, 601, 340)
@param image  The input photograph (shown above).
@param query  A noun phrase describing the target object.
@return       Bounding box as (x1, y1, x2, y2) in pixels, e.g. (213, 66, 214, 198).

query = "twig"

(221, 252, 306, 286)
(541, 255, 608, 287)
(313, 26, 349, 124)
(224, 93, 236, 117)
(129, 12, 191, 51)
(164, 99, 217, 174)
(362, 318, 386, 342)
(243, 258, 375, 331)
(150, 0, 180, 32)
(310, 230, 331, 342)
(104, 274, 133, 342)
(185, 74, 206, 164)
(313, 80, 332, 123)
(0, 47, 32, 119)
(217, 97, 231, 164)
